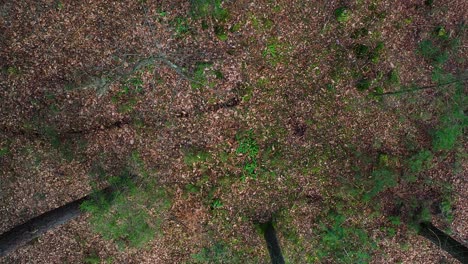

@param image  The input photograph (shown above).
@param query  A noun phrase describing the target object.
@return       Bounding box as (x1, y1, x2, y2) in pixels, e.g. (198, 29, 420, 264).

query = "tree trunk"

(418, 222, 468, 264)
(261, 221, 285, 264)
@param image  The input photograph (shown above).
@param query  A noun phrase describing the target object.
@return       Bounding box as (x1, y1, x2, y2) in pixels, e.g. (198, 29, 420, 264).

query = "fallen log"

(0, 187, 112, 257)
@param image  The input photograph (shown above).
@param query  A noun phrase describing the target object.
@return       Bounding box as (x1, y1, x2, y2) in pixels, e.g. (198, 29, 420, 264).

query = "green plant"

(249, 14, 261, 30)
(112, 76, 144, 113)
(431, 67, 456, 85)
(435, 26, 448, 40)
(229, 22, 242, 33)
(6, 66, 20, 76)
(356, 78, 371, 91)
(128, 77, 144, 92)
(118, 98, 138, 113)
(84, 253, 100, 264)
(236, 130, 259, 180)
(354, 42, 384, 63)
(213, 69, 224, 80)
(404, 198, 433, 231)
(236, 130, 259, 158)
(157, 9, 167, 18)
(315, 213, 375, 263)
(190, 0, 228, 22)
(412, 31, 465, 152)
(370, 42, 385, 63)
(130, 151, 150, 178)
(211, 198, 223, 209)
(440, 197, 454, 223)
(214, 25, 228, 40)
(334, 7, 350, 23)
(262, 38, 288, 66)
(432, 124, 463, 151)
(388, 216, 402, 226)
(432, 83, 466, 152)
(185, 183, 201, 193)
(0, 146, 10, 158)
(190, 0, 230, 41)
(363, 168, 397, 201)
(184, 149, 211, 166)
(191, 62, 214, 89)
(416, 205, 432, 224)
(39, 125, 75, 161)
(344, 153, 399, 202)
(242, 160, 258, 179)
(263, 42, 278, 57)
(191, 242, 242, 263)
(354, 44, 370, 59)
(408, 150, 433, 174)
(418, 39, 449, 66)
(351, 28, 369, 39)
(172, 16, 190, 37)
(386, 69, 400, 86)
(56, 1, 64, 10)
(84, 252, 116, 264)
(424, 0, 434, 7)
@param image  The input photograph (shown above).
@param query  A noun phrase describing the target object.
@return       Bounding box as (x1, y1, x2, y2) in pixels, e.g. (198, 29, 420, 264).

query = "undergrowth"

(81, 159, 171, 249)
(111, 75, 144, 114)
(235, 129, 259, 180)
(416, 26, 466, 152)
(190, 0, 229, 40)
(191, 242, 243, 263)
(315, 212, 376, 263)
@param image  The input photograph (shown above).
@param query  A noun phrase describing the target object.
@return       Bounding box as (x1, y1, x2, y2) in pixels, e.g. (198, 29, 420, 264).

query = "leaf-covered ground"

(0, 0, 466, 263)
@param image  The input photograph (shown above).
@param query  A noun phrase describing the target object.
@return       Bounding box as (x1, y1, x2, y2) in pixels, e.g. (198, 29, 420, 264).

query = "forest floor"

(0, 0, 467, 263)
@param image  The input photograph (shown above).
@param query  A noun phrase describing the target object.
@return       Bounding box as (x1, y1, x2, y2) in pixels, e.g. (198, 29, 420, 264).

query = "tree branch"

(375, 78, 467, 96)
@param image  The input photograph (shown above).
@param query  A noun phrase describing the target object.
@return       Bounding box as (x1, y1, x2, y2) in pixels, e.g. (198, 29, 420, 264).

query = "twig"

(375, 79, 467, 96)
